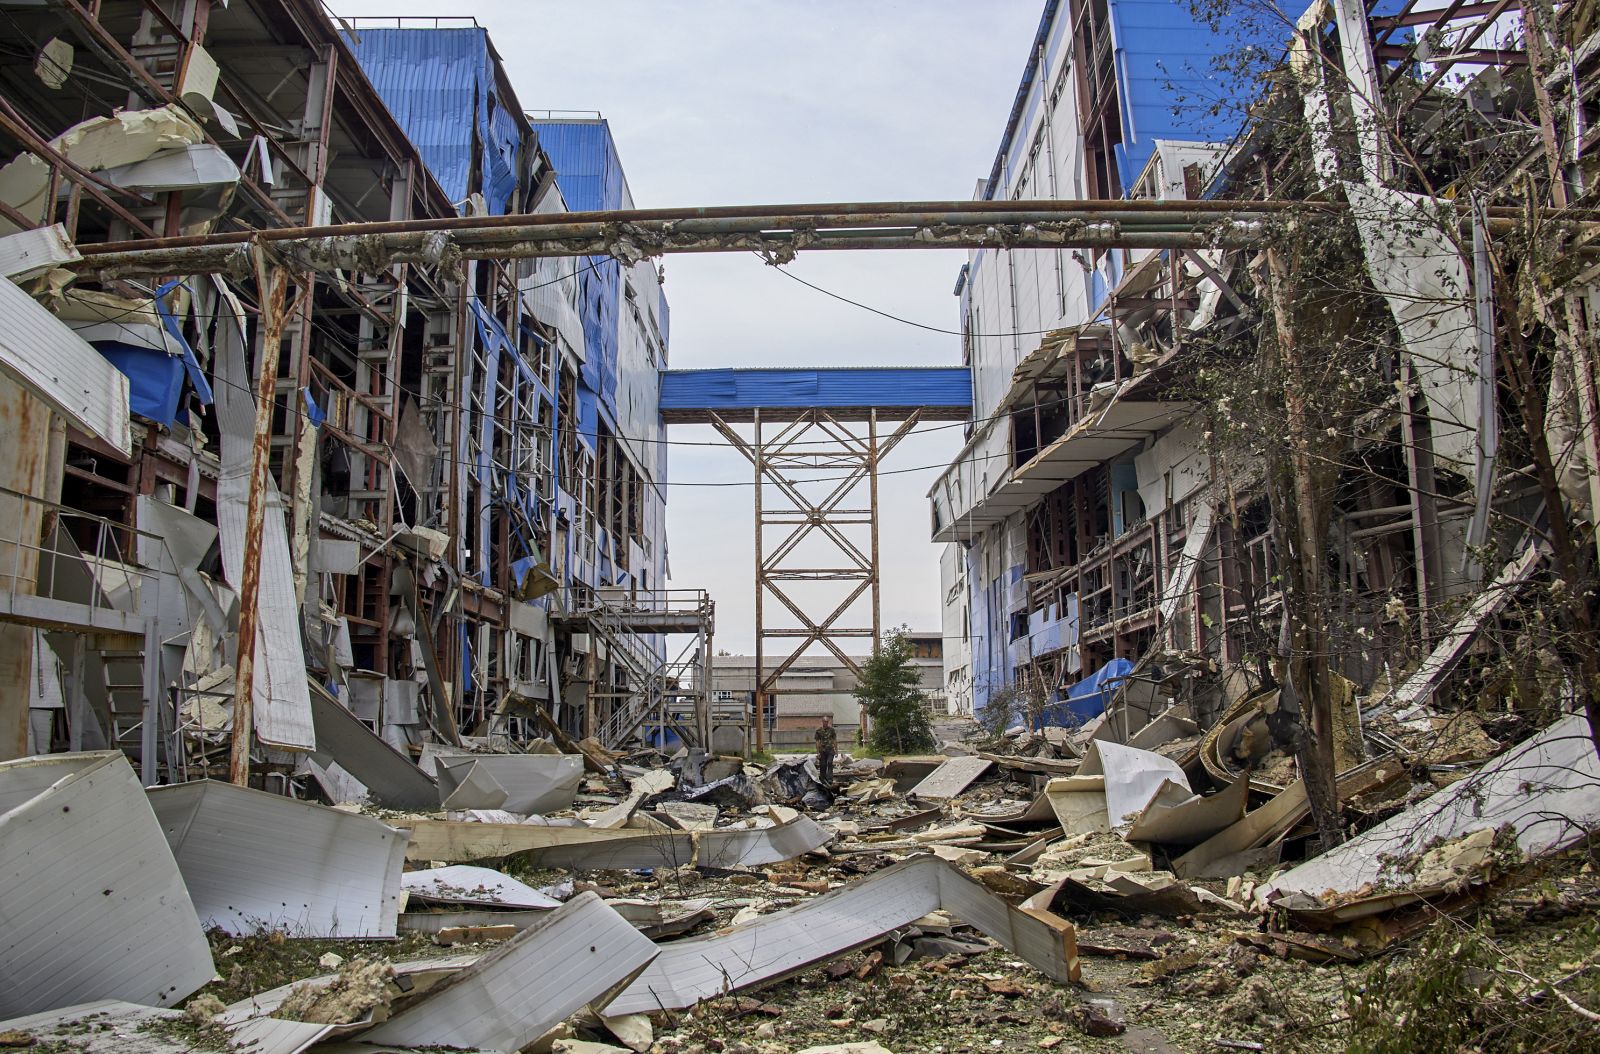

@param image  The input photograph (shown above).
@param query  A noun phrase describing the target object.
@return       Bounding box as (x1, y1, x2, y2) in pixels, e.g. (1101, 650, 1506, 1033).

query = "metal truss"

(709, 408, 921, 750)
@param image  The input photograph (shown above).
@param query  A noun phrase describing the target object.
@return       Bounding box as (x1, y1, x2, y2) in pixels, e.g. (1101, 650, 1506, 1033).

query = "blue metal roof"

(659, 367, 972, 423)
(530, 119, 627, 212)
(346, 27, 523, 213)
(1108, 1, 1281, 195)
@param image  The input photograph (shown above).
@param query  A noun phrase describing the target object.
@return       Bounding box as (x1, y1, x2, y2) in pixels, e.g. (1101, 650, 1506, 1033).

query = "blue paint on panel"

(347, 27, 522, 213)
(659, 368, 972, 414)
(1108, 1, 1281, 195)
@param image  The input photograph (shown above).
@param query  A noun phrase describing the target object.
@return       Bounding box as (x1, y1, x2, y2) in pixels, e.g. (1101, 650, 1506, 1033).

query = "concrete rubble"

(0, 1, 1598, 1052)
(6, 661, 1594, 1053)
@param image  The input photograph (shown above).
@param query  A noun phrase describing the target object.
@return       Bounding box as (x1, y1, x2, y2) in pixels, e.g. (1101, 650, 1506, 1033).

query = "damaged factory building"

(0, 3, 703, 781)
(2, 0, 1600, 1052)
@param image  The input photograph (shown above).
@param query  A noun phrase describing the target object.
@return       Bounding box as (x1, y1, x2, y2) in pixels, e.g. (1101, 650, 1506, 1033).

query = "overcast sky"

(334, 0, 1044, 652)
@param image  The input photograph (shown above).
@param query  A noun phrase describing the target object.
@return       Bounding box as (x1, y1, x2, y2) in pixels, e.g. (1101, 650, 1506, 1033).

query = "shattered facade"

(931, 0, 1592, 732)
(0, 4, 700, 784)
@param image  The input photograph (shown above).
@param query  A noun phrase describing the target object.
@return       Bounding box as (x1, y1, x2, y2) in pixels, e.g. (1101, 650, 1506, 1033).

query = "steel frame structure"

(708, 408, 921, 750)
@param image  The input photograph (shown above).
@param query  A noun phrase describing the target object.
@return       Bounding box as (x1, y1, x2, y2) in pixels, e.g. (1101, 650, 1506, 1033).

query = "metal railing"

(0, 485, 167, 638)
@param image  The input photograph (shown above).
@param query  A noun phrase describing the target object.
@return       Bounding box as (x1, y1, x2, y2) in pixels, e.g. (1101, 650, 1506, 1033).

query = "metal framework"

(709, 408, 921, 750)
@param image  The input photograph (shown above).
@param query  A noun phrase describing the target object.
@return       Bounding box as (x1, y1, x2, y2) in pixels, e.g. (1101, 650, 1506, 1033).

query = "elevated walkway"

(659, 367, 972, 423)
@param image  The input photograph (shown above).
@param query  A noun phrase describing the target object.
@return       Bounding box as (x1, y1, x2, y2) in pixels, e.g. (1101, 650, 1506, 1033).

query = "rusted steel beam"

(83, 196, 1307, 249)
(71, 221, 1273, 280)
(229, 258, 294, 787)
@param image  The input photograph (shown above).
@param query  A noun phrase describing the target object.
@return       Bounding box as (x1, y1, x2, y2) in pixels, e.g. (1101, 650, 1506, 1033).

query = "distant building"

(711, 635, 945, 751)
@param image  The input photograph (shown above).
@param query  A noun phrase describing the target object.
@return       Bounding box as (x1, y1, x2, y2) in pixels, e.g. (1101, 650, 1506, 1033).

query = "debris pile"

(4, 658, 1598, 1052)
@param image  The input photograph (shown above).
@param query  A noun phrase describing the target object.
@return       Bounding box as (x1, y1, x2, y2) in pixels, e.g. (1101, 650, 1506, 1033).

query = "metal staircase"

(569, 589, 714, 752)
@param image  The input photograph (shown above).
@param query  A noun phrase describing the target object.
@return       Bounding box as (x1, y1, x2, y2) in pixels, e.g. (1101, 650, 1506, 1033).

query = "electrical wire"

(760, 251, 1098, 338)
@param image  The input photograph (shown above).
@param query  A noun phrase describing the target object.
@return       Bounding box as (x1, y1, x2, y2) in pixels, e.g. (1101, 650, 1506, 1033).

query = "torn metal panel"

(1125, 772, 1250, 847)
(402, 813, 832, 872)
(210, 280, 315, 751)
(360, 892, 658, 1054)
(1346, 181, 1478, 470)
(0, 224, 80, 280)
(604, 855, 1076, 1015)
(308, 680, 438, 810)
(1262, 714, 1600, 903)
(0, 753, 213, 1016)
(302, 754, 369, 804)
(1043, 775, 1112, 836)
(1078, 741, 1190, 828)
(1378, 545, 1544, 720)
(438, 757, 511, 810)
(434, 753, 584, 814)
(0, 272, 130, 455)
(908, 755, 992, 799)
(401, 819, 672, 864)
(402, 865, 562, 910)
(99, 143, 239, 193)
(696, 814, 833, 868)
(1157, 502, 1213, 629)
(146, 779, 407, 938)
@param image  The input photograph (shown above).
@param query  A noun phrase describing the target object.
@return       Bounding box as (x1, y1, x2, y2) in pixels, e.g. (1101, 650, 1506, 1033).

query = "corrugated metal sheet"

(0, 753, 214, 1017)
(361, 891, 658, 1053)
(431, 752, 584, 814)
(604, 855, 1075, 1015)
(0, 274, 130, 455)
(146, 780, 408, 938)
(208, 280, 315, 751)
(658, 367, 972, 422)
(1109, 1, 1281, 194)
(530, 120, 626, 213)
(347, 28, 521, 212)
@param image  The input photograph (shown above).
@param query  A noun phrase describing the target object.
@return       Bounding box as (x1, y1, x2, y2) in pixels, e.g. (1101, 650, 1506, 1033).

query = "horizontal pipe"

(76, 197, 1326, 255)
(72, 231, 1265, 280)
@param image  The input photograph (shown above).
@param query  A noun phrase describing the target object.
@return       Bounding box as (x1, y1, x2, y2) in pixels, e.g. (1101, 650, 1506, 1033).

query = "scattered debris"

(0, 753, 214, 1017)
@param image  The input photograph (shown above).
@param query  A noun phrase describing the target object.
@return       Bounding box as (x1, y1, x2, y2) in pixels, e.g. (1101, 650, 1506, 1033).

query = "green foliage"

(854, 631, 935, 756)
(1344, 917, 1600, 1054)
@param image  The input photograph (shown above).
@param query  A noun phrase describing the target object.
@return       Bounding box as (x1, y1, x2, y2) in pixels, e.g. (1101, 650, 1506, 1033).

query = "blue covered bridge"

(658, 366, 972, 423)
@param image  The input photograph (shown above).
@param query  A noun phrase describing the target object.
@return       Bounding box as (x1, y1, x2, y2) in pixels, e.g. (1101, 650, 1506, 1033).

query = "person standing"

(814, 713, 837, 785)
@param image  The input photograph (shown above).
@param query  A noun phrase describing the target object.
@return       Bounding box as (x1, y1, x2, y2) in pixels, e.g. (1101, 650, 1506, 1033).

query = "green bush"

(855, 631, 935, 756)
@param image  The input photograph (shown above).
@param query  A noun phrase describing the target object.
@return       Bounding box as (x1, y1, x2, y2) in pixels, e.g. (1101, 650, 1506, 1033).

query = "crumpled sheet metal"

(361, 891, 658, 1054)
(404, 812, 833, 871)
(147, 779, 408, 937)
(434, 752, 584, 814)
(209, 280, 315, 750)
(0, 753, 214, 1017)
(602, 855, 1078, 1015)
(307, 680, 438, 810)
(1260, 713, 1600, 905)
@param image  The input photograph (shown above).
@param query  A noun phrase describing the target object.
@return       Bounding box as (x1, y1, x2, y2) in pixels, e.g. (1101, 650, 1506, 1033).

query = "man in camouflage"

(814, 714, 837, 785)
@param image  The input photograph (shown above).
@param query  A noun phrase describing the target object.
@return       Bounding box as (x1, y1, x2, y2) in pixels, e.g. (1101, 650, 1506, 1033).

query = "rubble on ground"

(4, 667, 1599, 1054)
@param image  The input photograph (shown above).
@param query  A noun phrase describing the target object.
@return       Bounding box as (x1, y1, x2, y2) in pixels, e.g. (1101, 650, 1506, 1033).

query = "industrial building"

(930, 0, 1594, 733)
(0, 3, 706, 780)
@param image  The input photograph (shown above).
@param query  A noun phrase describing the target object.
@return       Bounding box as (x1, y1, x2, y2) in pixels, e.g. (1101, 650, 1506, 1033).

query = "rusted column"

(752, 408, 765, 755)
(229, 260, 293, 786)
(863, 409, 881, 740)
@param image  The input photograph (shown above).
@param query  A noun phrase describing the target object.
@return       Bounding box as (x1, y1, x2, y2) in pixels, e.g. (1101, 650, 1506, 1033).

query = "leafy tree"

(854, 631, 936, 755)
